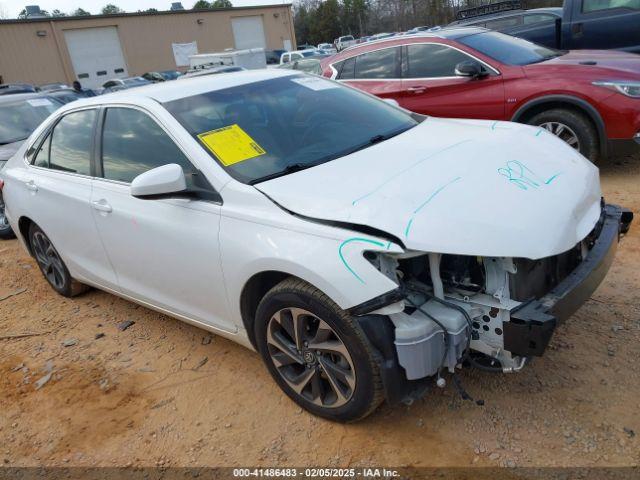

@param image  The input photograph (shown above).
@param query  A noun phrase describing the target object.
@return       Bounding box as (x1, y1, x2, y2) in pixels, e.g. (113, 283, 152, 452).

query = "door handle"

(571, 23, 584, 38)
(25, 180, 38, 193)
(407, 86, 426, 94)
(92, 200, 112, 213)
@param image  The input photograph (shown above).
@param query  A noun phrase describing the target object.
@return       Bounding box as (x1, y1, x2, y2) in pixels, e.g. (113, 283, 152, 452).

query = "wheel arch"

(17, 216, 35, 256)
(510, 95, 607, 158)
(239, 270, 297, 349)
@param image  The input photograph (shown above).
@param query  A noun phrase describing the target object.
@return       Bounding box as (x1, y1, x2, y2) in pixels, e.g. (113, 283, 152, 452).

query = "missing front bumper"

(503, 204, 633, 357)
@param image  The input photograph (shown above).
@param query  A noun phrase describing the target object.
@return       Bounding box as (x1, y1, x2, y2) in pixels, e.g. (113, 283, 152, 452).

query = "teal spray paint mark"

(404, 218, 414, 238)
(338, 237, 386, 284)
(544, 172, 562, 184)
(404, 176, 462, 239)
(535, 129, 543, 137)
(351, 140, 472, 206)
(498, 160, 562, 191)
(491, 121, 498, 130)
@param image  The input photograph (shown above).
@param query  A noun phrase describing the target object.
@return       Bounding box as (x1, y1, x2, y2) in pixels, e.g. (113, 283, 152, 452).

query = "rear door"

(21, 108, 117, 287)
(565, 0, 640, 52)
(400, 43, 505, 119)
(90, 106, 233, 331)
(333, 46, 406, 102)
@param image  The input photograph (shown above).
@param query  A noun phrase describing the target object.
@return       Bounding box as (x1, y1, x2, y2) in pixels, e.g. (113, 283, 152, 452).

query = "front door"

(90, 106, 233, 332)
(400, 43, 505, 120)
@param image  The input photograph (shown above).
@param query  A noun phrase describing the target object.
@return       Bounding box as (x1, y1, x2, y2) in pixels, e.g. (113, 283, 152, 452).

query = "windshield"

(458, 31, 562, 65)
(0, 97, 59, 145)
(164, 74, 417, 184)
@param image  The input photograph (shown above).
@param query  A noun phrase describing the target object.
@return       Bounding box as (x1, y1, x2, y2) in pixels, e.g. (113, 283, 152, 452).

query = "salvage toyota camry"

(0, 70, 633, 421)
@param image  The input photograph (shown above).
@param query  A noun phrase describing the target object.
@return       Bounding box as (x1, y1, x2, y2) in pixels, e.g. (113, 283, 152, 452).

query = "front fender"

(219, 212, 402, 329)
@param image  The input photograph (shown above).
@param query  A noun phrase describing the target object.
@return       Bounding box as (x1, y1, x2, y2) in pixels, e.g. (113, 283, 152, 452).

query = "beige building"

(0, 4, 295, 89)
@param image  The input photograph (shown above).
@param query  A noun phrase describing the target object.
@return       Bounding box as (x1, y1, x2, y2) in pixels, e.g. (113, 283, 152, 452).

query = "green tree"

(101, 4, 124, 14)
(142, 8, 159, 12)
(211, 0, 232, 7)
(51, 9, 67, 17)
(72, 8, 91, 16)
(310, 0, 341, 44)
(18, 8, 50, 18)
(193, 0, 211, 8)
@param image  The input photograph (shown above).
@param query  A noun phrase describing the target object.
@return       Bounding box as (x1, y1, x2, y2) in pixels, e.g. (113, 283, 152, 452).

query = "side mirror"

(383, 98, 400, 107)
(455, 61, 485, 79)
(131, 163, 187, 198)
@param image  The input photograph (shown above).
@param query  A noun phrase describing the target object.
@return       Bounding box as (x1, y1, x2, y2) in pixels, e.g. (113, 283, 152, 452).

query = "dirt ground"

(0, 153, 638, 469)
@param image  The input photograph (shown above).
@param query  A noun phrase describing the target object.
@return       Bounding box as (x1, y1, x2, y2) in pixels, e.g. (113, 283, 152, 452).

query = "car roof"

(61, 69, 299, 107)
(340, 26, 489, 53)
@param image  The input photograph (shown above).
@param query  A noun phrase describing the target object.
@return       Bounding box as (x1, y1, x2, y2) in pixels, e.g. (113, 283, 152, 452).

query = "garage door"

(231, 16, 266, 50)
(64, 27, 128, 90)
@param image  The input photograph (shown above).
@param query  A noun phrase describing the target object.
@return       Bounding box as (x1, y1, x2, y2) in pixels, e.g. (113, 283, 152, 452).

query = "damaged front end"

(353, 203, 633, 404)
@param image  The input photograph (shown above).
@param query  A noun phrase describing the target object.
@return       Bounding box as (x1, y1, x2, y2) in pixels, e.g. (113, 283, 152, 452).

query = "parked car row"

(0, 92, 64, 238)
(330, 0, 639, 54)
(321, 27, 640, 162)
(0, 69, 632, 422)
(449, 0, 640, 53)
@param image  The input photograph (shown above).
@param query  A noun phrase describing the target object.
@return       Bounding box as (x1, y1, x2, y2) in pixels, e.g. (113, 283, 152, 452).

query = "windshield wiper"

(248, 163, 319, 185)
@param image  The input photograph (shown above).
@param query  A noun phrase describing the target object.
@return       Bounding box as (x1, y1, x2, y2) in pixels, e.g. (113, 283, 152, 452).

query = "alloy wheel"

(0, 197, 9, 230)
(539, 121, 581, 151)
(266, 307, 356, 408)
(32, 231, 66, 290)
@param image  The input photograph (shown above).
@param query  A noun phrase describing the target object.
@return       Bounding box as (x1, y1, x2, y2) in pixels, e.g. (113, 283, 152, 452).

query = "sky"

(0, 0, 286, 18)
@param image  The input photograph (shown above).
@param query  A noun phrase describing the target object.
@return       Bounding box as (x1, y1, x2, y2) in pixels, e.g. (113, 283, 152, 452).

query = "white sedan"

(0, 70, 632, 421)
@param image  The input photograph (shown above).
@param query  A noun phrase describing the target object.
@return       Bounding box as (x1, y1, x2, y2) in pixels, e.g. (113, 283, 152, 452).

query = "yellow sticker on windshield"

(197, 124, 266, 166)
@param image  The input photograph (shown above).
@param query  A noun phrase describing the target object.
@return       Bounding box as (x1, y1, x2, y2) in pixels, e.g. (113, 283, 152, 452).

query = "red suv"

(321, 28, 640, 161)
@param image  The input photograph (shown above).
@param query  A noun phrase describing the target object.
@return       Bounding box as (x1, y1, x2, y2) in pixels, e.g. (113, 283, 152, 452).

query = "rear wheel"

(255, 278, 384, 422)
(0, 194, 15, 240)
(28, 223, 88, 297)
(527, 108, 599, 162)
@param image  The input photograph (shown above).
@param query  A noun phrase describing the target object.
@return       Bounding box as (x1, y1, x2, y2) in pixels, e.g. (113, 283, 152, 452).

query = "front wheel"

(527, 108, 599, 162)
(255, 278, 384, 422)
(0, 193, 15, 240)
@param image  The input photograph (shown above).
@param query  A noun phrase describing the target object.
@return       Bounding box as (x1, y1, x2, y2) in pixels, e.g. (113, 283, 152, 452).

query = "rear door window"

(582, 0, 640, 12)
(33, 109, 96, 175)
(404, 44, 475, 78)
(523, 13, 558, 24)
(336, 57, 356, 79)
(100, 107, 196, 183)
(353, 47, 399, 79)
(484, 15, 523, 29)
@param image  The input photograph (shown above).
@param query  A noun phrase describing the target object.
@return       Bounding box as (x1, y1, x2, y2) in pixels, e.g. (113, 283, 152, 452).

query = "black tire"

(0, 193, 16, 240)
(527, 108, 599, 162)
(255, 278, 384, 422)
(28, 223, 88, 297)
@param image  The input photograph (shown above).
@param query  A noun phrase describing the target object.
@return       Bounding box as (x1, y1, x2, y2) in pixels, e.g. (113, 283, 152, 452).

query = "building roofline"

(0, 4, 292, 25)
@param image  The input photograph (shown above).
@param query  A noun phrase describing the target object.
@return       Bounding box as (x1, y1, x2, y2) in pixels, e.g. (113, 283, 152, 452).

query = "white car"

(279, 50, 323, 64)
(0, 70, 632, 422)
(317, 43, 338, 55)
(335, 35, 357, 51)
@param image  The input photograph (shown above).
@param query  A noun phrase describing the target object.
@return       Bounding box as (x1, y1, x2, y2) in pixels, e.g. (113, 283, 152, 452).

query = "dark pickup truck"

(449, 0, 640, 53)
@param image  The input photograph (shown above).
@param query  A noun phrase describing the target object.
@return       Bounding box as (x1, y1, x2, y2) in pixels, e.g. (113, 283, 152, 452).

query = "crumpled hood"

(255, 117, 602, 259)
(533, 50, 640, 75)
(0, 141, 24, 166)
